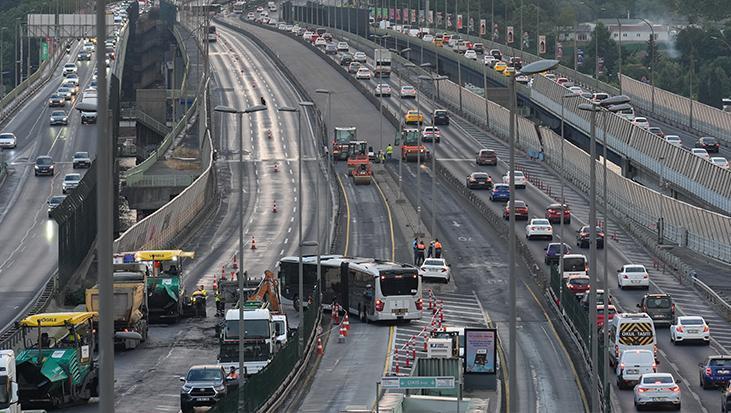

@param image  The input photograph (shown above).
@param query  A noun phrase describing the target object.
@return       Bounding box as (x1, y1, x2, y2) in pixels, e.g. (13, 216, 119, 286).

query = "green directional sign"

(381, 376, 455, 390)
(41, 42, 49, 61)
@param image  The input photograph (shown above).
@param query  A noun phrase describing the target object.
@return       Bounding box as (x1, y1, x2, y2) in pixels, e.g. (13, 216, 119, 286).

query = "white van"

(616, 349, 656, 389)
(608, 313, 656, 368)
(561, 254, 588, 279)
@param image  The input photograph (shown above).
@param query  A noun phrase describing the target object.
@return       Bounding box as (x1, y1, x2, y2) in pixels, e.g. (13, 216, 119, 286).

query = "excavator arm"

(246, 270, 281, 312)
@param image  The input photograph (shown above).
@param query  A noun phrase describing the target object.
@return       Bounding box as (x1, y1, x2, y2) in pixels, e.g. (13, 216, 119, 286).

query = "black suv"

(34, 156, 55, 176)
(637, 293, 675, 325)
(433, 109, 449, 125)
(339, 53, 353, 66)
(180, 365, 229, 413)
(695, 136, 720, 153)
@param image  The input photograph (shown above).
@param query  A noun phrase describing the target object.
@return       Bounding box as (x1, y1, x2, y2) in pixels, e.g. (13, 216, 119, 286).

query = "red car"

(596, 304, 617, 328)
(503, 200, 529, 220)
(565, 274, 590, 296)
(310, 34, 320, 44)
(545, 203, 571, 224)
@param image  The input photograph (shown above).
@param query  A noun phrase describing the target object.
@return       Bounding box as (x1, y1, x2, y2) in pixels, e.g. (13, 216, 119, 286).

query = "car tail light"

(653, 344, 657, 355)
(375, 300, 384, 312)
(652, 362, 657, 372)
(643, 274, 648, 279)
(706, 367, 712, 376)
(704, 325, 710, 333)
(531, 227, 536, 231)
(415, 298, 423, 311)
(675, 326, 684, 333)
(670, 385, 680, 393)
(619, 363, 624, 370)
(638, 387, 649, 393)
(623, 275, 629, 279)
(441, 268, 447, 272)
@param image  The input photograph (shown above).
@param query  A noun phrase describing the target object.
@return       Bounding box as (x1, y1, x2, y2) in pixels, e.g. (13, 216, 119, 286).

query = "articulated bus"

(207, 25, 217, 42)
(278, 255, 423, 322)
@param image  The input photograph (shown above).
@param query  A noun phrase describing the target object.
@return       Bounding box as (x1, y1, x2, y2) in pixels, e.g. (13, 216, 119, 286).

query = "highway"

(320, 30, 731, 411)
(0, 40, 101, 330)
(225, 17, 589, 413)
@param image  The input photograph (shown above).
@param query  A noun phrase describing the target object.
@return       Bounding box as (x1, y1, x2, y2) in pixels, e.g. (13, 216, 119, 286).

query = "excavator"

(345, 140, 372, 185)
(246, 270, 281, 311)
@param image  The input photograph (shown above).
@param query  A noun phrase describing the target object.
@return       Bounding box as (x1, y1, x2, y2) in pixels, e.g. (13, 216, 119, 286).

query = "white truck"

(0, 350, 20, 413)
(218, 308, 276, 376)
(374, 49, 392, 78)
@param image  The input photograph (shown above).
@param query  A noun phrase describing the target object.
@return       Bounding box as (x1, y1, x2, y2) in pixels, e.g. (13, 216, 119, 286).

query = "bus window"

(379, 273, 418, 296)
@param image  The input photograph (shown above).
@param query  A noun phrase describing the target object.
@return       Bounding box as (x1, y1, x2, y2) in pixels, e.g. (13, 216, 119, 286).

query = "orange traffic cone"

(251, 236, 256, 250)
(342, 313, 350, 331)
(338, 325, 347, 342)
(316, 337, 324, 355)
(394, 351, 400, 374)
(232, 255, 238, 270)
(213, 275, 218, 291)
(273, 201, 278, 213)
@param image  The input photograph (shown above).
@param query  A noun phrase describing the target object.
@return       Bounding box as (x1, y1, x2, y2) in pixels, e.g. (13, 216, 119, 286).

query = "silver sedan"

(633, 373, 681, 410)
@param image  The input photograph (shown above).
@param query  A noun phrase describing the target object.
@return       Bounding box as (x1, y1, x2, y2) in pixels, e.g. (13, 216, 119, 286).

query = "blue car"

(544, 242, 571, 265)
(699, 356, 731, 389)
(489, 184, 510, 202)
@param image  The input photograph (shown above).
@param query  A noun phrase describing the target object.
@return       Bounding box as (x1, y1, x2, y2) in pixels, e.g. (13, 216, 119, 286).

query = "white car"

(664, 135, 682, 146)
(337, 42, 349, 52)
(353, 52, 367, 63)
(0, 132, 17, 149)
(62, 173, 82, 194)
(419, 258, 450, 283)
(422, 34, 434, 43)
(525, 218, 553, 240)
(355, 68, 372, 80)
(400, 85, 417, 98)
(484, 56, 497, 66)
(62, 63, 78, 76)
(502, 170, 526, 188)
(302, 31, 313, 41)
(515, 75, 531, 84)
(464, 50, 477, 60)
(691, 147, 710, 160)
(670, 316, 710, 344)
(632, 116, 650, 129)
(375, 83, 392, 97)
(314, 37, 327, 47)
(617, 264, 649, 289)
(633, 373, 681, 410)
(567, 86, 583, 95)
(421, 126, 441, 143)
(710, 157, 729, 169)
(616, 349, 656, 390)
(291, 25, 300, 33)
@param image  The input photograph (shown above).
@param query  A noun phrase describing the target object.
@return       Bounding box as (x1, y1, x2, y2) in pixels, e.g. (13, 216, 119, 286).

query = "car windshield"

(532, 219, 550, 225)
(225, 319, 270, 339)
(563, 257, 586, 271)
(642, 376, 673, 385)
(569, 277, 589, 286)
(472, 173, 488, 179)
(379, 272, 418, 296)
(186, 368, 223, 382)
(625, 266, 645, 273)
(514, 201, 526, 208)
(701, 137, 718, 144)
(680, 318, 703, 326)
(423, 259, 443, 266)
(75, 152, 89, 158)
(710, 358, 731, 367)
(52, 112, 65, 117)
(65, 175, 80, 182)
(494, 184, 508, 191)
(0, 133, 13, 139)
(36, 158, 52, 165)
(49, 196, 66, 204)
(646, 297, 670, 308)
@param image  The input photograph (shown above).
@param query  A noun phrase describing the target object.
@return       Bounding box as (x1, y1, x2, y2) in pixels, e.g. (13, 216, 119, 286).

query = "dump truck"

(85, 264, 149, 350)
(16, 312, 99, 409)
(115, 250, 195, 323)
(332, 127, 356, 161)
(0, 350, 20, 413)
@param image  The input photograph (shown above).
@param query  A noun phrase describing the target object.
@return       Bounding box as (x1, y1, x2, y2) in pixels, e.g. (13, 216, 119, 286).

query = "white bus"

(278, 255, 423, 322)
(561, 254, 589, 278)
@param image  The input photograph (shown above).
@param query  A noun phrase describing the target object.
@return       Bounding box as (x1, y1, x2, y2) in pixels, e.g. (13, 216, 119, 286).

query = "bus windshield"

(563, 257, 586, 272)
(225, 319, 270, 340)
(379, 273, 418, 296)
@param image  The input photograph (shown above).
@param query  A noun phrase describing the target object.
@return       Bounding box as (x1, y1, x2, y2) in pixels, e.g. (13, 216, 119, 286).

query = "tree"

(582, 22, 618, 79)
(698, 65, 730, 107)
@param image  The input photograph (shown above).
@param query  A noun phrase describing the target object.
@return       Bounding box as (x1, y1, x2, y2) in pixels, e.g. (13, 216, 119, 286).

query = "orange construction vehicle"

(401, 128, 431, 162)
(345, 141, 372, 185)
(247, 270, 281, 312)
(332, 127, 356, 161)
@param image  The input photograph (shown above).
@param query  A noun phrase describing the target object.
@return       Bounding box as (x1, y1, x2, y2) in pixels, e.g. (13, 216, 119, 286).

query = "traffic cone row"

(394, 349, 400, 374)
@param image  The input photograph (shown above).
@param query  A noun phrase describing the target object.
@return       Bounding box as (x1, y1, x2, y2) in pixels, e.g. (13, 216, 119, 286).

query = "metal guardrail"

(129, 173, 196, 187)
(134, 108, 171, 136)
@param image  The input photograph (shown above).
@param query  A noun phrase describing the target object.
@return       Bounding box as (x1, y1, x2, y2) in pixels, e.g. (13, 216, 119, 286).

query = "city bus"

(277, 255, 423, 322)
(207, 25, 217, 42)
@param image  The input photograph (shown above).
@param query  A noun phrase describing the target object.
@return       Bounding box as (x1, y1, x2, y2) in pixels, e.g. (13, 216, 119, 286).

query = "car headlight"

(34, 165, 39, 170)
(181, 383, 193, 392)
(214, 384, 226, 392)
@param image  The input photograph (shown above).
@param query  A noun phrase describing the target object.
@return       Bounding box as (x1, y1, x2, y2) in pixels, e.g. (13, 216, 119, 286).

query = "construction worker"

(215, 289, 224, 317)
(385, 144, 393, 160)
(416, 240, 426, 265)
(412, 238, 419, 265)
(191, 285, 208, 318)
(226, 366, 239, 380)
(434, 239, 443, 258)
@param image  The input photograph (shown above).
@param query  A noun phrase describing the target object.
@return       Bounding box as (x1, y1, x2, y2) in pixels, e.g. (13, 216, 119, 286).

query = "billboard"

(464, 328, 496, 374)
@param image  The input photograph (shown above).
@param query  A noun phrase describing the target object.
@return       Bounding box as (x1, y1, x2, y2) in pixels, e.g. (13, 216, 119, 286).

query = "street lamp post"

(658, 156, 665, 245)
(374, 34, 391, 153)
(559, 93, 580, 304)
(315, 89, 334, 251)
(390, 51, 414, 203)
(214, 104, 266, 407)
(617, 17, 622, 94)
(640, 18, 655, 113)
(419, 68, 447, 240)
(278, 101, 315, 357)
(508, 59, 560, 413)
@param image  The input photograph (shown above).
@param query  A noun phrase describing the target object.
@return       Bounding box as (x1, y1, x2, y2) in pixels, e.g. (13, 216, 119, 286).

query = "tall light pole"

(390, 52, 414, 203)
(577, 95, 630, 413)
(558, 93, 580, 304)
(658, 156, 665, 245)
(616, 17, 622, 94)
(0, 27, 6, 96)
(96, 0, 113, 409)
(508, 59, 559, 413)
(214, 104, 266, 408)
(279, 101, 315, 357)
(373, 34, 390, 153)
(315, 89, 334, 252)
(640, 18, 655, 113)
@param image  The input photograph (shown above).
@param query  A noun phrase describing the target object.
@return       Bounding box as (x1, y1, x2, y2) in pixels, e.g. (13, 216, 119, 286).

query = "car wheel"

(674, 403, 680, 411)
(701, 376, 710, 389)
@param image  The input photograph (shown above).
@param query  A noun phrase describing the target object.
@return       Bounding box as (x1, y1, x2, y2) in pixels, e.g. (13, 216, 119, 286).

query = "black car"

(433, 109, 449, 125)
(466, 172, 493, 189)
(48, 93, 66, 107)
(637, 293, 675, 325)
(47, 195, 67, 217)
(696, 136, 720, 153)
(34, 156, 55, 176)
(490, 49, 502, 61)
(576, 225, 604, 249)
(325, 43, 338, 55)
(339, 53, 353, 66)
(473, 43, 484, 54)
(180, 365, 229, 413)
(544, 242, 571, 265)
(77, 51, 91, 61)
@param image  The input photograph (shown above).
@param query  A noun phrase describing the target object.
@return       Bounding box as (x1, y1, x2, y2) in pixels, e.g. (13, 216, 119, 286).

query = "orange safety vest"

(434, 242, 442, 249)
